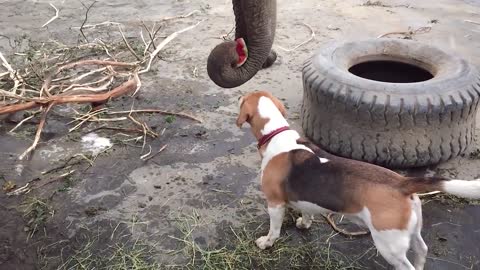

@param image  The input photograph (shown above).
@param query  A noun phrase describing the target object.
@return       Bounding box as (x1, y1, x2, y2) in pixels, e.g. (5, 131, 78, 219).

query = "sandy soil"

(1, 0, 480, 269)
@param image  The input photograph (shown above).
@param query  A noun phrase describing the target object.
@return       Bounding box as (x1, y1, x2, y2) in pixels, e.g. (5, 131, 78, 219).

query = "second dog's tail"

(400, 177, 480, 199)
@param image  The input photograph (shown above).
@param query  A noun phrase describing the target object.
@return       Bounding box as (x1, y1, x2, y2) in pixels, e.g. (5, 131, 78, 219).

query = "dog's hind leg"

(255, 204, 285, 249)
(371, 228, 415, 270)
(410, 195, 428, 270)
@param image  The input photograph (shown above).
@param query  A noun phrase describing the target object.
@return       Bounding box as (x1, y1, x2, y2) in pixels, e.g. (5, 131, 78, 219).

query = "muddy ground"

(1, 0, 480, 269)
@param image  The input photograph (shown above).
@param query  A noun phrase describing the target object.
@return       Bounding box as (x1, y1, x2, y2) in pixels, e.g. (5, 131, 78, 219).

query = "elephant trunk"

(207, 0, 277, 88)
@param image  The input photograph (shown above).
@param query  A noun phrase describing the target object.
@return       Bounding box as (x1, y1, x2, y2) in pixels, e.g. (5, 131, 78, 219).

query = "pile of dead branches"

(0, 9, 203, 160)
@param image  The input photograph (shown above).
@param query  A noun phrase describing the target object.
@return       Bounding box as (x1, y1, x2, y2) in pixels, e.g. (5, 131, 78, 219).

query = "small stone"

(84, 206, 106, 217)
(138, 202, 147, 208)
(437, 236, 447, 242)
(327, 25, 340, 31)
(148, 196, 153, 201)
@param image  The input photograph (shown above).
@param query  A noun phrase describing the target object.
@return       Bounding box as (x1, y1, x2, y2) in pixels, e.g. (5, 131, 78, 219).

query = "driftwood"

(1, 78, 137, 115)
(0, 12, 201, 159)
(13, 79, 137, 160)
(0, 57, 140, 160)
(1, 13, 203, 160)
(324, 213, 369, 237)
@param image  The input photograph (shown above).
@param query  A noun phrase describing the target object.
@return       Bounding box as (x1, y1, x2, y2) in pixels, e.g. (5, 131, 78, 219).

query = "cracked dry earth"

(1, 0, 480, 269)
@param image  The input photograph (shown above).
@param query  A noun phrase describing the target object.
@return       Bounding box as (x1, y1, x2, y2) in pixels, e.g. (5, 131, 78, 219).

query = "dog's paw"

(296, 217, 312, 229)
(255, 236, 273, 249)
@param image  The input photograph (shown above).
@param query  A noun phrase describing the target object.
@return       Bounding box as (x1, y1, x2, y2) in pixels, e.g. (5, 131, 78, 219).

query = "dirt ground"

(1, 0, 480, 269)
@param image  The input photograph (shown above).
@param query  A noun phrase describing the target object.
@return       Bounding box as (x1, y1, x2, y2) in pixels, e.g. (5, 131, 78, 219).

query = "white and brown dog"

(236, 90, 480, 270)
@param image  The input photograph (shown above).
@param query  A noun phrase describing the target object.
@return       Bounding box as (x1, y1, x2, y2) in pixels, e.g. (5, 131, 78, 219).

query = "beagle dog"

(236, 90, 480, 270)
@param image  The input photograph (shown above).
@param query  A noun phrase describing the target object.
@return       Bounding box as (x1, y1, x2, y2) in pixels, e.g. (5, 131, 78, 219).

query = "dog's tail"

(400, 177, 480, 199)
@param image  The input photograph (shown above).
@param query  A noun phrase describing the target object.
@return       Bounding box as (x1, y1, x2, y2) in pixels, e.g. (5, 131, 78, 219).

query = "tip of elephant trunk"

(235, 38, 248, 67)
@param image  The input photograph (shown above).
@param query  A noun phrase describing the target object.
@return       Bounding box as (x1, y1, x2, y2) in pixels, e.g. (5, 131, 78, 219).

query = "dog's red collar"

(257, 126, 290, 149)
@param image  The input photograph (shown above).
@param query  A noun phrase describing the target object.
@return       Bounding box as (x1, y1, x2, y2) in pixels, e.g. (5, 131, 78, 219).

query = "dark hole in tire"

(348, 60, 433, 83)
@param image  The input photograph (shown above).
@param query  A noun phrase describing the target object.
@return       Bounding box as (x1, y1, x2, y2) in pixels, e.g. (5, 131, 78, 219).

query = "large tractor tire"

(301, 39, 480, 168)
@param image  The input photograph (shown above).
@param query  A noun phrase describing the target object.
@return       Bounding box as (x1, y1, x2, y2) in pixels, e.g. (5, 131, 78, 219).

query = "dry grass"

(422, 193, 480, 207)
(20, 196, 54, 239)
(168, 211, 364, 270)
(42, 224, 161, 270)
(61, 240, 160, 270)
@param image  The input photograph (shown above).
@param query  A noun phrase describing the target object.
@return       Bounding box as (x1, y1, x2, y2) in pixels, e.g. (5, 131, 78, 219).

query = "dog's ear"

(270, 96, 287, 117)
(236, 99, 251, 128)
